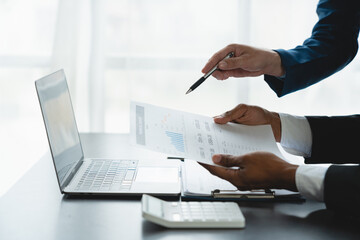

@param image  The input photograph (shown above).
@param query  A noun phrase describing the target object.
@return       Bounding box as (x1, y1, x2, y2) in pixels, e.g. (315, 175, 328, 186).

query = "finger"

(200, 162, 238, 184)
(212, 68, 264, 80)
(228, 69, 264, 78)
(213, 154, 243, 168)
(213, 104, 248, 124)
(218, 56, 248, 71)
(211, 70, 229, 81)
(202, 45, 236, 73)
(213, 115, 230, 124)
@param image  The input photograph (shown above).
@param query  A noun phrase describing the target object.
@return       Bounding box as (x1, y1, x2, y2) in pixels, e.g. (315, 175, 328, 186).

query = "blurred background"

(1, 0, 359, 196)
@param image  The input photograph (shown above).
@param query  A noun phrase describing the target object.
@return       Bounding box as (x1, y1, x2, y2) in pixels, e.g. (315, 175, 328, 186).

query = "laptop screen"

(35, 70, 83, 188)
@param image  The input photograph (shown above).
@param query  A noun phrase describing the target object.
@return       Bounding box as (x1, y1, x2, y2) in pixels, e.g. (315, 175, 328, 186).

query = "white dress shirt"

(279, 113, 329, 202)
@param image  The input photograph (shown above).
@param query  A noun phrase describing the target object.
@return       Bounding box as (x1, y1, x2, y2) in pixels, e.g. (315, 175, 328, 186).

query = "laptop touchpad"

(135, 167, 179, 183)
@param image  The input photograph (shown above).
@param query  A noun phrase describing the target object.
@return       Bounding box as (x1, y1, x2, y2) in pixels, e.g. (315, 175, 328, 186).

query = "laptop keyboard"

(75, 159, 139, 191)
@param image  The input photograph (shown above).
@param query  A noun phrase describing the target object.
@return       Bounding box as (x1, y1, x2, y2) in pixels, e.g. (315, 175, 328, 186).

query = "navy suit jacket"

(265, 0, 360, 97)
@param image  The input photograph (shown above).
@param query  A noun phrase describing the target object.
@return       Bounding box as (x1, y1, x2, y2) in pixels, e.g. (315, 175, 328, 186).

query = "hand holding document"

(130, 102, 284, 167)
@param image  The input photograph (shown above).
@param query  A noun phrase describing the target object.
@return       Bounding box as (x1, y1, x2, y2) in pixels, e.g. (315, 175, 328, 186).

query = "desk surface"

(1, 133, 359, 240)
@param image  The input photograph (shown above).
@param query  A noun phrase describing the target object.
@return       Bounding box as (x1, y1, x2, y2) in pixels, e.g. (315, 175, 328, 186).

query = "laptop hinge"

(61, 157, 84, 190)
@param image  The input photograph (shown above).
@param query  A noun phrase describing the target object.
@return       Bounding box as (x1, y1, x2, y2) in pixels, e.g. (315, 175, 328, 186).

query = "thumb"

(213, 114, 231, 124)
(200, 161, 238, 184)
(213, 104, 248, 124)
(212, 154, 243, 168)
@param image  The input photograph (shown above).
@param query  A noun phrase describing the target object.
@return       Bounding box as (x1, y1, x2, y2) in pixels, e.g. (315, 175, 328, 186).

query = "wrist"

(270, 112, 281, 142)
(279, 164, 299, 192)
(266, 50, 285, 77)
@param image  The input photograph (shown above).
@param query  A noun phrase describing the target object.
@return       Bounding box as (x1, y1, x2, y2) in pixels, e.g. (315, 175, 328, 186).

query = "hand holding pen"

(186, 52, 234, 94)
(187, 44, 285, 94)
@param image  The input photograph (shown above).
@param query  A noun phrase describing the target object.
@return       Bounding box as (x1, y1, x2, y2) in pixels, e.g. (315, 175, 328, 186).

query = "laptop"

(35, 69, 181, 196)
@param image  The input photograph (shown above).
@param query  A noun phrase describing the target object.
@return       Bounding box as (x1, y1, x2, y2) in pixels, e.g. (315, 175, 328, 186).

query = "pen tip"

(185, 89, 192, 95)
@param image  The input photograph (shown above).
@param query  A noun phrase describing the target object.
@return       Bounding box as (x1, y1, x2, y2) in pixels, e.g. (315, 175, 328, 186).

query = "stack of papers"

(130, 102, 302, 201)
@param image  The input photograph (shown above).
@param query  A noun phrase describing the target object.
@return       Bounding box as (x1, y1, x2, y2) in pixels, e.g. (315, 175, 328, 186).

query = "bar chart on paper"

(130, 101, 284, 166)
(131, 103, 188, 156)
(165, 131, 185, 153)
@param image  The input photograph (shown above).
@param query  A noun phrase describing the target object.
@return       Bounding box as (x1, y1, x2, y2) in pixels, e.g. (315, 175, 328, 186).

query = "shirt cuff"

(279, 113, 312, 157)
(295, 165, 329, 201)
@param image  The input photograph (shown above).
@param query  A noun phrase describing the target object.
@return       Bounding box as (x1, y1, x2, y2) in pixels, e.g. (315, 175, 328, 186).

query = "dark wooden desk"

(1, 133, 359, 240)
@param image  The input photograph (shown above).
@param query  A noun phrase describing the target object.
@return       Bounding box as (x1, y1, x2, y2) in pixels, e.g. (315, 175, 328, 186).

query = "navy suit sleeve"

(305, 115, 360, 214)
(264, 0, 360, 97)
(305, 115, 360, 164)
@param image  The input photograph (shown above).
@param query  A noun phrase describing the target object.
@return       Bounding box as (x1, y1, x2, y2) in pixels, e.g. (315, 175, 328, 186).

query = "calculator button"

(192, 216, 203, 221)
(172, 213, 181, 221)
(203, 217, 217, 222)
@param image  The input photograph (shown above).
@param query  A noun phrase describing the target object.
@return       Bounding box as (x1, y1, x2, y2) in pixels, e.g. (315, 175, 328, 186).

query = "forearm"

(264, 0, 359, 97)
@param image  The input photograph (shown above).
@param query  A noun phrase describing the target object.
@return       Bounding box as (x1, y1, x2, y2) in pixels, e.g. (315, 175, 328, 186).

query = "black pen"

(186, 52, 234, 94)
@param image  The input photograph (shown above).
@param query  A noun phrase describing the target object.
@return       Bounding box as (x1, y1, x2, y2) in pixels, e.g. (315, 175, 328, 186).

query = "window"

(0, 0, 58, 196)
(1, 0, 359, 196)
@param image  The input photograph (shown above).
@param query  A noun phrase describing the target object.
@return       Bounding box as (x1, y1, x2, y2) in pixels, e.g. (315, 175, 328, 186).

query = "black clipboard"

(181, 188, 305, 202)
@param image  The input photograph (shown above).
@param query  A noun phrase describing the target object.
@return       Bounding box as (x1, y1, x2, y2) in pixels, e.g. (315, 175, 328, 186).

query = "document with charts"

(130, 101, 284, 166)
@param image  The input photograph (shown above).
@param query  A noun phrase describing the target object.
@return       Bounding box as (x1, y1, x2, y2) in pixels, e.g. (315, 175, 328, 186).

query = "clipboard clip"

(211, 189, 275, 199)
(167, 156, 185, 161)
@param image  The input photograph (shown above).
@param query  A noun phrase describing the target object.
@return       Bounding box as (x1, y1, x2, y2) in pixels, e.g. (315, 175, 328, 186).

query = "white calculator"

(141, 194, 245, 228)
